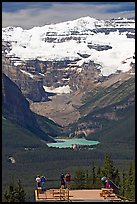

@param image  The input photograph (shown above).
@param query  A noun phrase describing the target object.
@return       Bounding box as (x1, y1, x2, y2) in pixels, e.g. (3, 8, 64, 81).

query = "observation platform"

(35, 188, 122, 202)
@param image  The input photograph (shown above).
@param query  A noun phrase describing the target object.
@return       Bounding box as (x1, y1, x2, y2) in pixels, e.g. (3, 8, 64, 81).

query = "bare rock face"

(2, 17, 135, 102)
(2, 73, 53, 141)
(2, 55, 48, 102)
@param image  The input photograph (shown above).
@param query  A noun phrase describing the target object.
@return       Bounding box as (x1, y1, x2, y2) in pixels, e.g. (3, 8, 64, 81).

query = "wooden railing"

(49, 188, 70, 201)
(35, 188, 70, 201)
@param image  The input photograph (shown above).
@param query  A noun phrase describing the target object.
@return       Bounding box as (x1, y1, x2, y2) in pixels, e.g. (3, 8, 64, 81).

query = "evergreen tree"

(4, 178, 26, 202)
(91, 162, 96, 187)
(120, 169, 126, 197)
(131, 161, 135, 201)
(120, 161, 135, 201)
(73, 169, 86, 189)
(4, 181, 17, 202)
(126, 161, 135, 201)
(113, 168, 120, 187)
(96, 166, 103, 188)
(101, 153, 116, 181)
(15, 179, 26, 202)
(85, 169, 91, 189)
(96, 166, 101, 178)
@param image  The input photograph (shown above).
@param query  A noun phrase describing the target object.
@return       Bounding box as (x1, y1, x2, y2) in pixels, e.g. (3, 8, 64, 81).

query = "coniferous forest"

(3, 153, 135, 202)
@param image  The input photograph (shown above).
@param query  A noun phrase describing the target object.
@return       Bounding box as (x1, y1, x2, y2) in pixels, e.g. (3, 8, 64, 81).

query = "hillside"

(2, 117, 134, 201)
(34, 113, 63, 137)
(2, 76, 135, 200)
(2, 73, 55, 142)
(2, 16, 135, 201)
(66, 76, 135, 159)
(2, 113, 134, 201)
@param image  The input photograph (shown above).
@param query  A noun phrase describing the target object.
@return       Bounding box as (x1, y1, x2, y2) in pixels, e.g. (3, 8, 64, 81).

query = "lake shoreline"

(47, 137, 100, 149)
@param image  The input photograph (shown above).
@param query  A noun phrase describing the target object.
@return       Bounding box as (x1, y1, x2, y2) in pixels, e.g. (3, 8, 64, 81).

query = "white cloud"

(2, 2, 135, 29)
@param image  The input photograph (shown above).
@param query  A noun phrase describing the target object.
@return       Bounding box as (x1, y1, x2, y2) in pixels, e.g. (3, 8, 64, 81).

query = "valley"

(2, 15, 135, 201)
(30, 91, 82, 126)
(30, 70, 134, 127)
(2, 15, 135, 151)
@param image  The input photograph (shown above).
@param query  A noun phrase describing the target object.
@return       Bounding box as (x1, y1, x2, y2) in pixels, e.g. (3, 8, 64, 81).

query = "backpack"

(41, 177, 46, 182)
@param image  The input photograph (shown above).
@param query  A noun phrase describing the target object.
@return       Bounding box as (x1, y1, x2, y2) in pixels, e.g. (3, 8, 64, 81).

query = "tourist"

(36, 175, 41, 188)
(36, 175, 41, 197)
(101, 176, 107, 188)
(60, 173, 65, 189)
(65, 172, 71, 189)
(41, 176, 46, 192)
(101, 176, 107, 182)
(105, 179, 111, 188)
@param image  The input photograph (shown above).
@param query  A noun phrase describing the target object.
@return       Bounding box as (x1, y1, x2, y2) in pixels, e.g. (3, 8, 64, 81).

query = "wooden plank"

(53, 189, 69, 200)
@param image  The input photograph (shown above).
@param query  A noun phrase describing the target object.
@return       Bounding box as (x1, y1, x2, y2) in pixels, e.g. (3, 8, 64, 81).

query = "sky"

(2, 2, 135, 29)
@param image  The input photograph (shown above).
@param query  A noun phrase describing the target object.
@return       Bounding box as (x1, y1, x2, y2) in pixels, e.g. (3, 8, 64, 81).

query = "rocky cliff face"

(2, 16, 135, 128)
(2, 55, 48, 102)
(2, 17, 135, 96)
(2, 73, 53, 141)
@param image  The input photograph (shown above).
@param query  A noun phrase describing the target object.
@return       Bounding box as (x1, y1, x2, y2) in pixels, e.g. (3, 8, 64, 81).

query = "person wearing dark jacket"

(60, 173, 65, 189)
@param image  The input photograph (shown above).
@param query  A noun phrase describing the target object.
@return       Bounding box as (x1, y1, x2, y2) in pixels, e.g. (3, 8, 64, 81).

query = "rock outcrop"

(2, 55, 48, 102)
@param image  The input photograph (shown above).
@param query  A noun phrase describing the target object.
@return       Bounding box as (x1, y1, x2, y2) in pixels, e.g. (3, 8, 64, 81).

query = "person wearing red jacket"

(65, 172, 71, 189)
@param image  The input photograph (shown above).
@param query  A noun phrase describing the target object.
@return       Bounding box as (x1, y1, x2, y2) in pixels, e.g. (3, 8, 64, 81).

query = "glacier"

(2, 16, 135, 76)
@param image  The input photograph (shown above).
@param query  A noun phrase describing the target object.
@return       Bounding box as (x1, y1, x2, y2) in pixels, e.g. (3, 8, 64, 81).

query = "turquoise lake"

(47, 138, 100, 148)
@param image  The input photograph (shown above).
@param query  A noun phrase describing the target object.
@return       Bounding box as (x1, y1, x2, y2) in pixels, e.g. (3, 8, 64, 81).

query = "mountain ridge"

(2, 15, 135, 202)
(2, 16, 135, 76)
(2, 15, 135, 140)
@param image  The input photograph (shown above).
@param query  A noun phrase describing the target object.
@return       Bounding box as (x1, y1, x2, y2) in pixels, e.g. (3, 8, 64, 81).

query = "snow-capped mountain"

(2, 16, 135, 140)
(2, 16, 135, 77)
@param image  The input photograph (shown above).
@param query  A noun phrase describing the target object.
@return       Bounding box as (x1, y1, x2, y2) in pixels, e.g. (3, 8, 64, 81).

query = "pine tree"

(91, 162, 96, 188)
(120, 169, 126, 197)
(101, 153, 116, 181)
(127, 161, 135, 201)
(131, 161, 135, 201)
(4, 178, 26, 202)
(120, 162, 135, 201)
(73, 169, 86, 189)
(85, 169, 91, 189)
(113, 168, 120, 187)
(96, 166, 104, 188)
(15, 179, 26, 202)
(4, 182, 17, 202)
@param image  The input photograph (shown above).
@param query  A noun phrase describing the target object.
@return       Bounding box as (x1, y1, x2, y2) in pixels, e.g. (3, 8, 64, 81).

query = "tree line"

(72, 154, 135, 201)
(3, 153, 135, 202)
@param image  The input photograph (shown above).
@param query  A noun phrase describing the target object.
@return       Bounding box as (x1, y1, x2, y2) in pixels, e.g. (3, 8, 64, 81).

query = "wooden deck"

(35, 188, 70, 202)
(35, 188, 122, 202)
